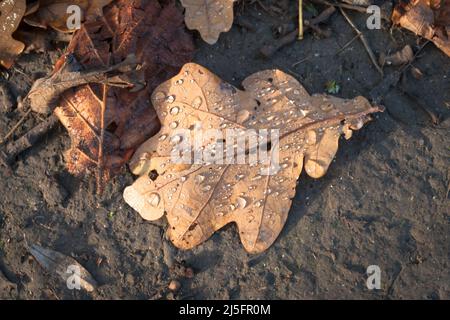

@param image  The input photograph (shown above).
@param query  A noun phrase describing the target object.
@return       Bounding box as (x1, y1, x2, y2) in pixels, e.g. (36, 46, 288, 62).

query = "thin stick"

(299, 0, 303, 40)
(0, 109, 32, 145)
(335, 33, 361, 55)
(311, 0, 367, 14)
(339, 8, 383, 76)
(399, 40, 430, 73)
(97, 84, 107, 195)
(4, 114, 59, 164)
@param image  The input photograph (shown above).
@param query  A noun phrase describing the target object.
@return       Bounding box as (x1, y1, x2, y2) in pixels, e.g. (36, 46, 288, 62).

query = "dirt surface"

(0, 1, 449, 300)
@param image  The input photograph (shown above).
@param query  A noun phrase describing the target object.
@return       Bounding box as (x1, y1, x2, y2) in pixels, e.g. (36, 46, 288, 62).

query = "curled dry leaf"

(29, 244, 97, 292)
(181, 0, 237, 44)
(53, 0, 194, 192)
(392, 0, 450, 57)
(0, 0, 26, 68)
(124, 63, 383, 253)
(24, 0, 113, 32)
(379, 45, 414, 66)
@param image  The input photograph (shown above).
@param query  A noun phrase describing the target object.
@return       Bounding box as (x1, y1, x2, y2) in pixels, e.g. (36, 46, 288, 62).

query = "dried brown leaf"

(379, 45, 414, 66)
(29, 244, 97, 292)
(24, 0, 113, 32)
(393, 0, 450, 57)
(124, 63, 383, 253)
(53, 0, 195, 192)
(181, 0, 237, 44)
(0, 0, 26, 68)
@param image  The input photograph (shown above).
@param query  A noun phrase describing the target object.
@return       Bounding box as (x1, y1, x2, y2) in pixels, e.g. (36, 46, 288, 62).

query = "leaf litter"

(28, 0, 195, 193)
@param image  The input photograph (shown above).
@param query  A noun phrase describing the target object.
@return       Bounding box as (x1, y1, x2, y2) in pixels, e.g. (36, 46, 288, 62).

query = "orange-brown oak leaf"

(181, 0, 237, 44)
(0, 0, 26, 68)
(393, 0, 450, 57)
(124, 63, 383, 253)
(54, 0, 195, 193)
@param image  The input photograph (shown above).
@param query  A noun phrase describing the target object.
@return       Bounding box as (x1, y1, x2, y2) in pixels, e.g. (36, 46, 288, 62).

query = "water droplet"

(170, 106, 180, 115)
(180, 176, 187, 182)
(166, 95, 175, 104)
(148, 193, 160, 207)
(254, 200, 263, 208)
(196, 175, 205, 183)
(169, 121, 178, 129)
(192, 96, 203, 108)
(176, 79, 184, 85)
(236, 196, 247, 209)
(170, 135, 182, 144)
(202, 185, 212, 192)
(159, 134, 168, 141)
(235, 174, 244, 180)
(299, 109, 309, 117)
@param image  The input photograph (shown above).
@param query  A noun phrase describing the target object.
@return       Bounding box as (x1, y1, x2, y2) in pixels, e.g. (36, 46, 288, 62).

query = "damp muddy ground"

(0, 2, 449, 299)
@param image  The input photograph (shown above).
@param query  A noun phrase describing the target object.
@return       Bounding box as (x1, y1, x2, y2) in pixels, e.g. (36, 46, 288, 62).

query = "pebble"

(168, 280, 181, 292)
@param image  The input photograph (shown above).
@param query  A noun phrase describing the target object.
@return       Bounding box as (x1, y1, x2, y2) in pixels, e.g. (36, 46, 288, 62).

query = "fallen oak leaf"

(0, 0, 26, 68)
(24, 0, 113, 32)
(181, 0, 237, 44)
(392, 0, 450, 57)
(29, 244, 97, 292)
(47, 0, 194, 193)
(124, 63, 383, 253)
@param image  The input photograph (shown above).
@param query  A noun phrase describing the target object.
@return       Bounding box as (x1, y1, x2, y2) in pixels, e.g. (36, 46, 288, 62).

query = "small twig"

(12, 66, 34, 84)
(335, 33, 361, 55)
(97, 84, 108, 195)
(0, 109, 32, 145)
(299, 0, 303, 40)
(311, 0, 367, 14)
(399, 40, 430, 74)
(339, 8, 383, 76)
(260, 6, 335, 58)
(2, 114, 59, 164)
(292, 55, 311, 67)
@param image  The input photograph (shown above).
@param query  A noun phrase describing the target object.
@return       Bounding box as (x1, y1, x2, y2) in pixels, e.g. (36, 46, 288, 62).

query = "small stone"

(168, 280, 181, 292)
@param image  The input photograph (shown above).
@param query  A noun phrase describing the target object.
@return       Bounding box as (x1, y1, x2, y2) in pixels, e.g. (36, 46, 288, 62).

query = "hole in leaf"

(148, 169, 158, 181)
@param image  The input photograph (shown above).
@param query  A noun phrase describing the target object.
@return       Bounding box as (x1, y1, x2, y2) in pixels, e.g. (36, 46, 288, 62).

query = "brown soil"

(0, 1, 449, 299)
